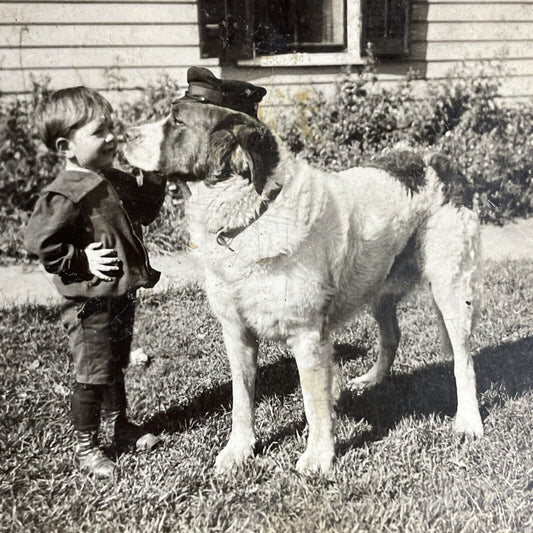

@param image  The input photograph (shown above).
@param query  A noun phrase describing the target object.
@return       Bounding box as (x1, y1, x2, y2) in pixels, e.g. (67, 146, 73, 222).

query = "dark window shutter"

(197, 0, 253, 62)
(362, 0, 410, 56)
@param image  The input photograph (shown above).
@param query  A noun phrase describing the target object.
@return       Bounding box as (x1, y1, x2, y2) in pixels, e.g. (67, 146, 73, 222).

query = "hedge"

(1, 63, 531, 264)
(271, 60, 533, 225)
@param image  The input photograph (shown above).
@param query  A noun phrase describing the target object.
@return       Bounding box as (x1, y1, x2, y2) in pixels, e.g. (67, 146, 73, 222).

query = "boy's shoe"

(102, 410, 161, 452)
(75, 430, 115, 478)
(77, 448, 116, 478)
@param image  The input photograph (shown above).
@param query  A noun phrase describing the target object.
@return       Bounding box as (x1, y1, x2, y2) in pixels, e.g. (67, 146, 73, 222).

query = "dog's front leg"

(215, 323, 258, 473)
(289, 330, 335, 473)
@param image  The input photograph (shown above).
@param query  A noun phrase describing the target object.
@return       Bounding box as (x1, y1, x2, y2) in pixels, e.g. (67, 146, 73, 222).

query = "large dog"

(124, 100, 483, 473)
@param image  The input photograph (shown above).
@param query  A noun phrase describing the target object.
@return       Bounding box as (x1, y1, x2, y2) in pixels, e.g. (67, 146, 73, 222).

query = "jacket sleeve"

(135, 171, 167, 226)
(105, 169, 167, 226)
(24, 193, 90, 281)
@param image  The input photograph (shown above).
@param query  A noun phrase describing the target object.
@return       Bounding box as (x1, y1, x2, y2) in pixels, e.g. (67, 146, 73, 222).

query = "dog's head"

(123, 100, 279, 195)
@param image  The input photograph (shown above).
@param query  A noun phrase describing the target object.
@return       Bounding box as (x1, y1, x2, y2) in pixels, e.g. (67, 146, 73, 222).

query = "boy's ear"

(55, 137, 72, 157)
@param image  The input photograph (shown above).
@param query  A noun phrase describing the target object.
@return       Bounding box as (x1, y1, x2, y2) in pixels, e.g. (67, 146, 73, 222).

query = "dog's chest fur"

(185, 161, 442, 339)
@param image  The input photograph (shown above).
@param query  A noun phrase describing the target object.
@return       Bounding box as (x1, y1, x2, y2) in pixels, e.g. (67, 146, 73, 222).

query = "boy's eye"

(95, 127, 112, 137)
(94, 121, 114, 135)
(172, 116, 184, 126)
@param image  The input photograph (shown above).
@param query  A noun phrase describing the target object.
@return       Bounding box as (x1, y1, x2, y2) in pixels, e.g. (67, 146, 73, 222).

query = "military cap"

(180, 67, 267, 117)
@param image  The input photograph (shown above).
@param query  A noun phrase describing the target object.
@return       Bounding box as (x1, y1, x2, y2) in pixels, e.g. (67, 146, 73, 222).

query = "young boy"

(25, 86, 166, 479)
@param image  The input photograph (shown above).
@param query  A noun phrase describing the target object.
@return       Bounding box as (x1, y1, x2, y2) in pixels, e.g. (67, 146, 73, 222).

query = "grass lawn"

(1, 259, 532, 532)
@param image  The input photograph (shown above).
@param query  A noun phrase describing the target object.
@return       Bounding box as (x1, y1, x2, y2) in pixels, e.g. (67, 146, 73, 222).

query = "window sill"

(237, 51, 364, 68)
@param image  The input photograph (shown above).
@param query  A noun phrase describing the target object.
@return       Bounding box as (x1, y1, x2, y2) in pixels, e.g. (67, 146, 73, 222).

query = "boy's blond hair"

(36, 86, 113, 151)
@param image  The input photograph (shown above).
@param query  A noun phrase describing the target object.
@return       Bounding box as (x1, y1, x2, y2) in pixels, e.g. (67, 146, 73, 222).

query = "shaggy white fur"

(124, 103, 483, 474)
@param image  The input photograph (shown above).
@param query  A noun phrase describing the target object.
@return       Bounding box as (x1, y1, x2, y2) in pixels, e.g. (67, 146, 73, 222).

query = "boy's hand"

(130, 168, 165, 186)
(84, 242, 121, 282)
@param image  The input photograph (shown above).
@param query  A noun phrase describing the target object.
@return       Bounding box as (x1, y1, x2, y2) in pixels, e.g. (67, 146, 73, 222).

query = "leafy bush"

(436, 101, 533, 224)
(272, 60, 532, 224)
(114, 73, 182, 132)
(0, 77, 62, 263)
(0, 74, 188, 265)
(1, 63, 532, 265)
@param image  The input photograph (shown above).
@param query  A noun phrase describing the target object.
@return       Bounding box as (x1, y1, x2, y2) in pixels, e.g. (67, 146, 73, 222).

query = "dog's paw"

(215, 439, 255, 473)
(453, 411, 484, 438)
(348, 371, 384, 390)
(296, 448, 334, 474)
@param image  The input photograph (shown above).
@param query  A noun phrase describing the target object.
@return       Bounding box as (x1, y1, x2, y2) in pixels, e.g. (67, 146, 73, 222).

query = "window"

(197, 0, 409, 66)
(252, 0, 346, 56)
(362, 0, 410, 56)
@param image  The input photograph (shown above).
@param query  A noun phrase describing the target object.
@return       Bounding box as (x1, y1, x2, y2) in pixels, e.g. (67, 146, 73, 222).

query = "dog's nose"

(125, 129, 141, 143)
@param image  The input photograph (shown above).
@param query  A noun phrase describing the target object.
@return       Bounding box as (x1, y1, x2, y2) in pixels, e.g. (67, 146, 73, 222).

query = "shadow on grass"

(144, 355, 302, 435)
(336, 336, 533, 455)
(144, 336, 533, 457)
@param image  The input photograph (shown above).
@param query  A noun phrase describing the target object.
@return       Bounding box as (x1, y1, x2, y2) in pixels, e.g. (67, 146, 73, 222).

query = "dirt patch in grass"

(482, 218, 533, 260)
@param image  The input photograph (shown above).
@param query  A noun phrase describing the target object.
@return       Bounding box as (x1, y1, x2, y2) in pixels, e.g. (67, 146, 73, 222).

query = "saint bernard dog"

(124, 99, 483, 474)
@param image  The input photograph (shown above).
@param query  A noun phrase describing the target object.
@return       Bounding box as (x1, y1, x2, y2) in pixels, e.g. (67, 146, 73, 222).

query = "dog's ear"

(206, 118, 279, 195)
(229, 142, 255, 180)
(205, 128, 243, 185)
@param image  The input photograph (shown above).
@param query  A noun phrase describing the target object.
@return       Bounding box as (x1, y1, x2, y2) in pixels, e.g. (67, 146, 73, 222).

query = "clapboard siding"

(1, 66, 201, 93)
(411, 3, 533, 22)
(0, 0, 194, 3)
(1, 0, 533, 101)
(0, 24, 199, 47)
(416, 0, 531, 4)
(368, 75, 533, 99)
(410, 41, 533, 61)
(411, 21, 533, 41)
(377, 59, 533, 81)
(0, 3, 197, 23)
(0, 0, 206, 94)
(399, 0, 533, 99)
(0, 46, 209, 69)
(236, 68, 533, 116)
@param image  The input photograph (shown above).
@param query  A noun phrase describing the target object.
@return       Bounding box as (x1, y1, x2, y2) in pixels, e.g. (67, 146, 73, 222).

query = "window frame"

(237, 0, 363, 67)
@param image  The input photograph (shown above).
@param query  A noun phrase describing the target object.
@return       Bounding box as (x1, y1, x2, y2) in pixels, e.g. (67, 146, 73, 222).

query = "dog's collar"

(216, 186, 282, 252)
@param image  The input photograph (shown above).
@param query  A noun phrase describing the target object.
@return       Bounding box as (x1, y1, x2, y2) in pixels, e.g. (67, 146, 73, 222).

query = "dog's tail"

(424, 152, 475, 211)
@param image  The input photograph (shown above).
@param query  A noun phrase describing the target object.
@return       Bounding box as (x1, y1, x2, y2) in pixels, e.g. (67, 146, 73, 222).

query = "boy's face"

(65, 115, 117, 171)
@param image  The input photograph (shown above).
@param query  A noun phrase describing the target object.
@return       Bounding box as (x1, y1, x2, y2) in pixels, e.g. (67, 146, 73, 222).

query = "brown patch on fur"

(364, 149, 427, 195)
(207, 115, 279, 194)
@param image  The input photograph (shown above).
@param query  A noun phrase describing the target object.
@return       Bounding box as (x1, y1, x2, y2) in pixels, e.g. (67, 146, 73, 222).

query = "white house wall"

(1, 0, 532, 105)
(0, 0, 217, 94)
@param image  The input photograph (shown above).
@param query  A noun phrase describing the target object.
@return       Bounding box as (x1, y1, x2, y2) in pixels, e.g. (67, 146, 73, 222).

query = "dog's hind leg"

(289, 329, 335, 473)
(423, 206, 483, 437)
(350, 294, 400, 389)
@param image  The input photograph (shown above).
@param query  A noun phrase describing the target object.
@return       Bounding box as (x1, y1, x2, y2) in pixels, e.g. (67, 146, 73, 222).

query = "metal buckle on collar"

(216, 231, 235, 252)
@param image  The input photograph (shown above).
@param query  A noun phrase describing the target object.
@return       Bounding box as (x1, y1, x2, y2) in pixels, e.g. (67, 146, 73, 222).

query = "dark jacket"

(24, 167, 166, 299)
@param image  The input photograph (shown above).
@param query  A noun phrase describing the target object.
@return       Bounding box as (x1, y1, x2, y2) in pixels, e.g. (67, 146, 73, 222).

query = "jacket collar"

(43, 168, 105, 203)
